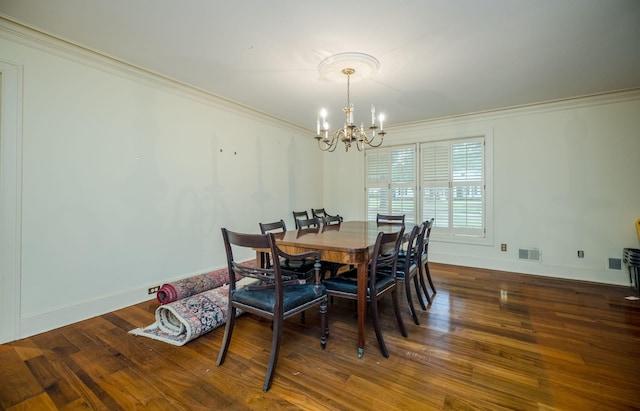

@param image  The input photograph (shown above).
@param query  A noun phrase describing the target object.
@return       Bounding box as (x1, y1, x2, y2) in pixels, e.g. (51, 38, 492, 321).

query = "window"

(421, 137, 485, 237)
(366, 132, 491, 245)
(365, 145, 416, 224)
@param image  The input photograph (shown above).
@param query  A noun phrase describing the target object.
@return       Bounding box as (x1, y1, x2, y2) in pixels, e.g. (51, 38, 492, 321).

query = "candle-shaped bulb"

(379, 113, 385, 131)
(349, 104, 354, 124)
(371, 105, 376, 125)
(320, 108, 327, 121)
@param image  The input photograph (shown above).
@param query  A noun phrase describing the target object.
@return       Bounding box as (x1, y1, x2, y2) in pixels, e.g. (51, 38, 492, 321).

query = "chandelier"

(314, 53, 386, 152)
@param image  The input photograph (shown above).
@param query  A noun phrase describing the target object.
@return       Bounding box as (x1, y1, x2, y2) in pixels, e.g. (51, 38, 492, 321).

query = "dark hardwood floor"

(1, 263, 639, 410)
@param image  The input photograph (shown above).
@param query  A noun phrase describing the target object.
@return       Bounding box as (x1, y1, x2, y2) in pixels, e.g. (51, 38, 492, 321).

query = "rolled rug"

(130, 276, 258, 346)
(156, 270, 229, 304)
(156, 260, 257, 304)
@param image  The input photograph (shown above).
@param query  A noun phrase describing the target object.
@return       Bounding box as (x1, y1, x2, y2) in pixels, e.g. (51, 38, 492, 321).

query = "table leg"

(357, 260, 367, 357)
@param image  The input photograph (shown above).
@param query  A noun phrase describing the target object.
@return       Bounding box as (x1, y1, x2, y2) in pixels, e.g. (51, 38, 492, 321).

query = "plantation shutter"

(366, 145, 416, 224)
(421, 142, 450, 230)
(451, 139, 484, 235)
(421, 137, 485, 237)
(366, 149, 390, 221)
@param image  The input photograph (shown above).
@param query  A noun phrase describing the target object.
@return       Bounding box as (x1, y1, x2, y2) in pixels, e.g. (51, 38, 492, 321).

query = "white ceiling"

(2, 0, 640, 131)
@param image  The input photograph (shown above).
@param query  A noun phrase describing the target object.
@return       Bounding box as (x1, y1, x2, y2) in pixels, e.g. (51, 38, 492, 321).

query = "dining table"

(271, 220, 404, 357)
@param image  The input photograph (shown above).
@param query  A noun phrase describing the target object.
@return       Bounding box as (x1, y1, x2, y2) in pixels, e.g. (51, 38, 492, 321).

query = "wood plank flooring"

(1, 263, 639, 410)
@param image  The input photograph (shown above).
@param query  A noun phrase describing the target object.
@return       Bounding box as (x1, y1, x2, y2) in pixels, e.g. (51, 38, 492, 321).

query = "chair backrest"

(297, 217, 321, 229)
(422, 218, 434, 257)
(221, 228, 283, 289)
(323, 215, 341, 226)
(376, 213, 405, 224)
(292, 210, 309, 229)
(311, 208, 327, 219)
(259, 219, 287, 234)
(369, 226, 404, 293)
(402, 224, 422, 269)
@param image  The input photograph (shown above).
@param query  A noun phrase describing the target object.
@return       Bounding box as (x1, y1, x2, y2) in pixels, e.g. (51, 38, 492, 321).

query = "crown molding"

(0, 16, 308, 134)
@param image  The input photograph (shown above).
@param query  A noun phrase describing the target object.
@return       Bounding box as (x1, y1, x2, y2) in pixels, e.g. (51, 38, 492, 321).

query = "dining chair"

(419, 218, 436, 298)
(312, 208, 343, 222)
(322, 215, 342, 226)
(259, 219, 317, 280)
(296, 216, 347, 280)
(381, 224, 423, 325)
(218, 228, 328, 392)
(292, 210, 309, 229)
(376, 213, 405, 224)
(318, 215, 349, 278)
(297, 217, 322, 229)
(322, 226, 407, 357)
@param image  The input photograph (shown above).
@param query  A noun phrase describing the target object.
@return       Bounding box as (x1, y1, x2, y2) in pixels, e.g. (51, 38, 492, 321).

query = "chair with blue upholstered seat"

(419, 218, 436, 299)
(217, 228, 328, 392)
(259, 219, 317, 281)
(322, 226, 407, 357)
(381, 224, 424, 325)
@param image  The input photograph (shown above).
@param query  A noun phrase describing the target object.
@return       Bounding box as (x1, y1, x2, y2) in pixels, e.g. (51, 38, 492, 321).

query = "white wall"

(325, 92, 640, 285)
(0, 20, 322, 340)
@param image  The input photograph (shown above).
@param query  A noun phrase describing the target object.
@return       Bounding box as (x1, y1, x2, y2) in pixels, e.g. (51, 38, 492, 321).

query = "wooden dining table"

(272, 220, 404, 357)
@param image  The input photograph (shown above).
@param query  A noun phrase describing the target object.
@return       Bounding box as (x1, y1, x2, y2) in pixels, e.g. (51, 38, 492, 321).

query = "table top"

(276, 221, 404, 264)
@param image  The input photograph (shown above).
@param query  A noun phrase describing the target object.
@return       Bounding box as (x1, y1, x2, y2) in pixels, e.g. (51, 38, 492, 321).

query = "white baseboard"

(19, 287, 155, 340)
(430, 252, 631, 287)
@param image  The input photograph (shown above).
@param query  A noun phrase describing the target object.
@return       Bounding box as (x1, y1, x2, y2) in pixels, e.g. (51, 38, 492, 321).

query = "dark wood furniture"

(258, 219, 317, 280)
(386, 223, 424, 325)
(312, 208, 343, 222)
(292, 210, 309, 229)
(376, 213, 405, 224)
(419, 218, 436, 300)
(322, 228, 407, 357)
(274, 220, 404, 357)
(218, 228, 328, 392)
(322, 215, 342, 226)
(296, 217, 321, 229)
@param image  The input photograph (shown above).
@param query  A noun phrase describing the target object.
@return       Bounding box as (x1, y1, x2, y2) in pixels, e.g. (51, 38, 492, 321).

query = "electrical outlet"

(577, 250, 584, 258)
(501, 243, 507, 252)
(148, 286, 160, 294)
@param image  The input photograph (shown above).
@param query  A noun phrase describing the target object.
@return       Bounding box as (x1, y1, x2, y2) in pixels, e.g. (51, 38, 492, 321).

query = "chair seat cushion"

(232, 284, 326, 313)
(322, 269, 395, 295)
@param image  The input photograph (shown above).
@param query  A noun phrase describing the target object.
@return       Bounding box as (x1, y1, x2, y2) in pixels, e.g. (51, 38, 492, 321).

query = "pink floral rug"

(130, 262, 258, 346)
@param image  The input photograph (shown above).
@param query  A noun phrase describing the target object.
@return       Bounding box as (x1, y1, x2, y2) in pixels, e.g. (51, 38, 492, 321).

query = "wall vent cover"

(518, 248, 541, 261)
(608, 258, 622, 270)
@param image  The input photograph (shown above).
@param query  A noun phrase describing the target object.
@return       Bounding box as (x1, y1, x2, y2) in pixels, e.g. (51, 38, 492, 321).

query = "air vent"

(518, 248, 541, 261)
(608, 258, 622, 270)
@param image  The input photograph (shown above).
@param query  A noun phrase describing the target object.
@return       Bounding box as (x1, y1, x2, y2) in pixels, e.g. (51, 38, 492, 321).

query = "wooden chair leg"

(263, 314, 284, 392)
(425, 262, 437, 294)
(216, 307, 236, 366)
(368, 298, 389, 358)
(418, 263, 432, 305)
(413, 275, 427, 310)
(391, 290, 408, 338)
(320, 300, 328, 347)
(404, 279, 420, 325)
